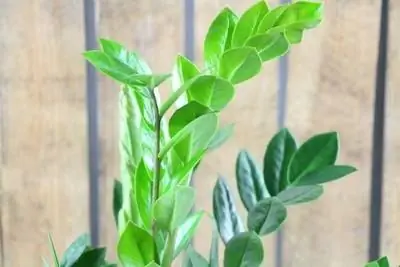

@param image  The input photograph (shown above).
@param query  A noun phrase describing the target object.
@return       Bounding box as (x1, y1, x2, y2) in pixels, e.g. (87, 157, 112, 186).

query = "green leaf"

(42, 257, 51, 267)
(285, 28, 303, 44)
(245, 32, 289, 62)
(219, 47, 262, 84)
(208, 124, 235, 151)
(174, 211, 205, 258)
(263, 128, 297, 196)
(365, 256, 390, 267)
(117, 222, 155, 266)
(60, 234, 90, 267)
(186, 247, 209, 267)
(113, 180, 123, 227)
(236, 150, 268, 211)
(204, 7, 238, 73)
(213, 177, 244, 244)
(223, 232, 264, 267)
(145, 262, 160, 267)
(187, 75, 235, 111)
(153, 186, 196, 231)
(247, 197, 287, 236)
(48, 234, 60, 267)
(135, 160, 153, 231)
(288, 132, 339, 184)
(209, 224, 219, 267)
(231, 1, 270, 47)
(257, 5, 288, 33)
(71, 248, 107, 267)
(294, 165, 357, 186)
(276, 185, 323, 205)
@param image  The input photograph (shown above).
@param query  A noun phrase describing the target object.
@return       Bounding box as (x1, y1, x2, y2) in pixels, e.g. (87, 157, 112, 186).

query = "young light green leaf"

(208, 124, 235, 151)
(42, 257, 50, 267)
(257, 5, 288, 33)
(219, 47, 262, 84)
(70, 248, 107, 267)
(60, 234, 90, 267)
(247, 197, 287, 236)
(285, 28, 304, 44)
(174, 211, 205, 258)
(153, 186, 196, 231)
(276, 185, 323, 205)
(204, 8, 238, 73)
(213, 177, 244, 244)
(145, 262, 160, 267)
(113, 180, 123, 227)
(231, 1, 270, 47)
(288, 132, 339, 184)
(186, 246, 209, 267)
(263, 128, 297, 196)
(135, 160, 153, 231)
(236, 150, 268, 211)
(209, 223, 219, 267)
(294, 165, 357, 186)
(117, 222, 155, 266)
(245, 32, 289, 62)
(48, 234, 60, 267)
(223, 232, 264, 267)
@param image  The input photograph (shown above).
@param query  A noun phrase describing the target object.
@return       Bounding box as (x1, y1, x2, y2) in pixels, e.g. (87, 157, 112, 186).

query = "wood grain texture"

(382, 1, 400, 264)
(283, 1, 380, 266)
(0, 0, 88, 266)
(96, 0, 183, 260)
(193, 1, 280, 266)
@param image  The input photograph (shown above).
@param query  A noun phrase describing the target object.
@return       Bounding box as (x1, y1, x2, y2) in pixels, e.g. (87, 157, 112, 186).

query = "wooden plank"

(382, 1, 400, 263)
(96, 0, 183, 260)
(283, 1, 380, 266)
(0, 0, 88, 266)
(193, 1, 279, 266)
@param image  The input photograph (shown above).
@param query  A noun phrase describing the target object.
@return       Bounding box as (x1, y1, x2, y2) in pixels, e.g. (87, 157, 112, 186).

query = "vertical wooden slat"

(283, 1, 380, 266)
(0, 0, 88, 266)
(382, 0, 400, 263)
(193, 1, 279, 266)
(97, 0, 183, 259)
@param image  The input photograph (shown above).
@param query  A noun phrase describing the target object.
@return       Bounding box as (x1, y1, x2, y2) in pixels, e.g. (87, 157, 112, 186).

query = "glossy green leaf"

(204, 8, 238, 73)
(153, 186, 196, 231)
(71, 248, 107, 267)
(257, 5, 288, 33)
(294, 165, 357, 186)
(276, 185, 323, 205)
(231, 1, 270, 47)
(186, 247, 209, 267)
(263, 128, 297, 196)
(144, 262, 160, 267)
(285, 28, 303, 44)
(247, 197, 287, 236)
(245, 32, 289, 62)
(117, 222, 155, 266)
(135, 160, 153, 231)
(219, 47, 262, 84)
(48, 234, 60, 267)
(60, 234, 90, 267)
(213, 177, 244, 244)
(236, 150, 268, 211)
(288, 132, 339, 184)
(174, 211, 205, 258)
(208, 124, 235, 151)
(365, 256, 390, 267)
(223, 232, 264, 267)
(113, 180, 123, 227)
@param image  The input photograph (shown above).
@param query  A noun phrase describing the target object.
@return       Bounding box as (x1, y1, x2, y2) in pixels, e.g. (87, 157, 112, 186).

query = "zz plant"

(42, 0, 389, 266)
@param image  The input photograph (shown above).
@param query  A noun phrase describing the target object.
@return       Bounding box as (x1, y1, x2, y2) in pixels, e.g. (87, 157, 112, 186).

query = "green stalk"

(161, 231, 177, 267)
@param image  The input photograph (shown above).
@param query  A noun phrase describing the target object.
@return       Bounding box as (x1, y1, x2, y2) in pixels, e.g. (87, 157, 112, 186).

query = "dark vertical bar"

(184, 0, 195, 61)
(83, 0, 100, 246)
(368, 0, 389, 261)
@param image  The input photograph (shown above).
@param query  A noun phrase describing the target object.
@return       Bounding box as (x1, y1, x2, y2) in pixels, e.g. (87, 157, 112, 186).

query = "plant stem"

(161, 231, 177, 267)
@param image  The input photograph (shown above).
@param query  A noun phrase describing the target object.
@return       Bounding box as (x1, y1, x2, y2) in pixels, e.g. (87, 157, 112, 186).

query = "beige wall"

(1, 0, 399, 266)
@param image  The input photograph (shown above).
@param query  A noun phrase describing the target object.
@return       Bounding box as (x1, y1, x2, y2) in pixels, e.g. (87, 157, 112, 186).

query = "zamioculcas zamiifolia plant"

(41, 0, 390, 266)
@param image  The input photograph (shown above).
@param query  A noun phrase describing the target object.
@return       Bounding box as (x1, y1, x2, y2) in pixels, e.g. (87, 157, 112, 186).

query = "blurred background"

(0, 0, 398, 266)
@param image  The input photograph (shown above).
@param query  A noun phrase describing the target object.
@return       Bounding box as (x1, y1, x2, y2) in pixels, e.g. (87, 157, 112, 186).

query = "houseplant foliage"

(42, 0, 388, 266)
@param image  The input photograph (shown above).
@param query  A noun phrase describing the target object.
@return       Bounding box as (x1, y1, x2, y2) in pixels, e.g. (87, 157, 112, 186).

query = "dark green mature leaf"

(257, 5, 288, 33)
(263, 128, 297, 196)
(294, 165, 357, 186)
(223, 232, 264, 267)
(113, 180, 123, 227)
(204, 8, 238, 73)
(71, 248, 107, 267)
(288, 132, 339, 184)
(135, 160, 153, 231)
(236, 150, 268, 211)
(48, 234, 60, 267)
(213, 177, 244, 244)
(245, 32, 289, 62)
(153, 186, 196, 231)
(174, 211, 204, 258)
(117, 222, 155, 266)
(247, 197, 287, 236)
(60, 234, 90, 267)
(231, 1, 270, 47)
(219, 47, 262, 84)
(276, 185, 323, 205)
(208, 124, 235, 151)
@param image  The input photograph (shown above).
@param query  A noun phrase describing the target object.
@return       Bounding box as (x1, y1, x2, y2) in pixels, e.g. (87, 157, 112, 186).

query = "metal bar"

(83, 0, 100, 246)
(184, 0, 195, 61)
(368, 0, 389, 261)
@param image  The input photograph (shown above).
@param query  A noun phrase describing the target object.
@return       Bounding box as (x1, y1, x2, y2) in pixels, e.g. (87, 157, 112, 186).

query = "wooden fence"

(0, 0, 399, 266)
